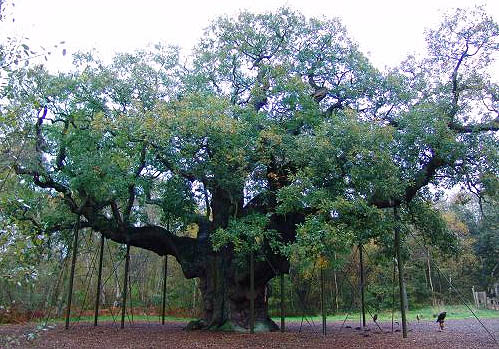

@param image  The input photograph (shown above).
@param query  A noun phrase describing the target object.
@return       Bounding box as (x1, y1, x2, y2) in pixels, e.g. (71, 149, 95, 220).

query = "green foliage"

(407, 199, 458, 255)
(448, 193, 499, 289)
(212, 213, 276, 254)
(282, 197, 388, 264)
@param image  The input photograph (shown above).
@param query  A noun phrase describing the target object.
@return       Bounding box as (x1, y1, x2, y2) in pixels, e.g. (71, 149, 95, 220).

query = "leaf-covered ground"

(2, 319, 498, 348)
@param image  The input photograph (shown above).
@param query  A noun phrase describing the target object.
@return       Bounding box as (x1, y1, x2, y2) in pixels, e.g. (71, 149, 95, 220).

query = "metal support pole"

(65, 217, 80, 330)
(333, 252, 339, 313)
(320, 267, 326, 335)
(94, 235, 105, 326)
(394, 205, 408, 338)
(280, 273, 285, 332)
(359, 244, 366, 328)
(162, 219, 170, 325)
(121, 243, 130, 329)
(391, 257, 396, 333)
(250, 250, 255, 334)
(161, 255, 168, 325)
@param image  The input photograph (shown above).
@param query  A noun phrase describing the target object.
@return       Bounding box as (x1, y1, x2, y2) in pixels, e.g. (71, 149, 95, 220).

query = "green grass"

(5, 305, 495, 326)
(271, 305, 499, 323)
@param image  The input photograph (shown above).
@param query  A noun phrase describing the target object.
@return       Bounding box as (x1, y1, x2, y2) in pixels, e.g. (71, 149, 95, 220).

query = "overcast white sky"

(2, 0, 499, 71)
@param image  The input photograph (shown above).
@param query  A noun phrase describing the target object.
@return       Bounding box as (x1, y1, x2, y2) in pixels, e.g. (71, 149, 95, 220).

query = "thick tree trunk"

(185, 250, 280, 332)
(179, 188, 294, 332)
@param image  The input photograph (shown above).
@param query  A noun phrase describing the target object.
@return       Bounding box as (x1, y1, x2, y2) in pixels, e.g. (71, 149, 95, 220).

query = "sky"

(2, 0, 498, 72)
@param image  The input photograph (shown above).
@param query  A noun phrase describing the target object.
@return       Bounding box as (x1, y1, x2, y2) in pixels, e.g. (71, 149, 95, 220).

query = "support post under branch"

(94, 234, 105, 326)
(359, 244, 366, 328)
(320, 266, 326, 336)
(250, 250, 255, 334)
(280, 273, 285, 332)
(65, 217, 80, 330)
(394, 205, 408, 338)
(161, 255, 168, 325)
(121, 243, 130, 329)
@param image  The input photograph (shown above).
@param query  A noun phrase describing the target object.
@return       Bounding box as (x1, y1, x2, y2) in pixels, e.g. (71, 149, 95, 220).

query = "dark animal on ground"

(436, 312, 447, 331)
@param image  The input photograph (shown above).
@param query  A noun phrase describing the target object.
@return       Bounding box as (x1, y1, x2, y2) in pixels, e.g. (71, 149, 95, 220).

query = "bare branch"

(13, 164, 78, 211)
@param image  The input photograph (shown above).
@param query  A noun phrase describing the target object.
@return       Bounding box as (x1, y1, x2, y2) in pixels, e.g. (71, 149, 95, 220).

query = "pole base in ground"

(121, 243, 130, 329)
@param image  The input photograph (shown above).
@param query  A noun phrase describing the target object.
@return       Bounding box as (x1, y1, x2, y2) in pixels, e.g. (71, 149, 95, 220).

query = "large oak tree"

(1, 7, 497, 331)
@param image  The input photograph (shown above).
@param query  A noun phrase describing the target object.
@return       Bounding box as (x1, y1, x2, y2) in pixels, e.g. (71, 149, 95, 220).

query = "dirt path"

(2, 319, 498, 348)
